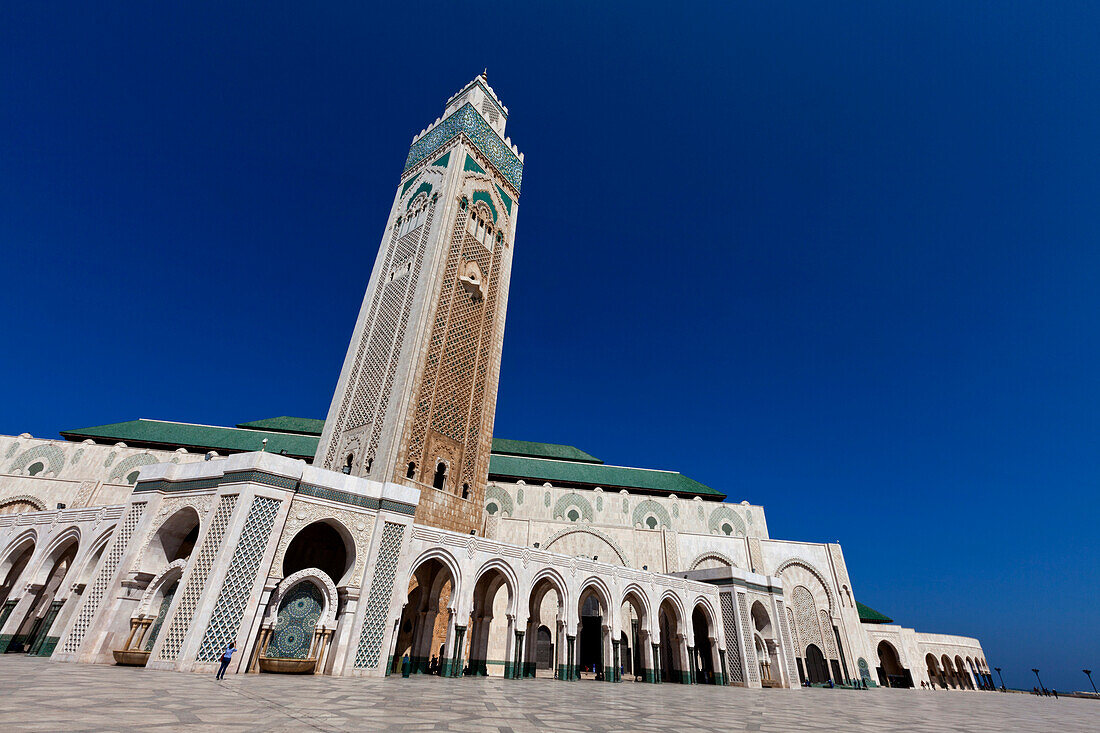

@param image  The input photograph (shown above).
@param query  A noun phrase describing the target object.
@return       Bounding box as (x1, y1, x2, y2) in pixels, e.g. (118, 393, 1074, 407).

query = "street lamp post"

(1085, 669, 1097, 694)
(1032, 668, 1046, 693)
(994, 667, 1005, 691)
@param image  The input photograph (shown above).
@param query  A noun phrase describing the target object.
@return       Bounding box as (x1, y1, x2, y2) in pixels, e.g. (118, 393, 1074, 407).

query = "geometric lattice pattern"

(61, 502, 145, 653)
(353, 522, 405, 668)
(197, 496, 282, 662)
(366, 206, 433, 469)
(776, 599, 800, 682)
(707, 505, 746, 536)
(267, 582, 323, 659)
(553, 493, 593, 523)
(319, 191, 419, 471)
(719, 592, 743, 684)
(820, 609, 838, 659)
(792, 585, 822, 656)
(7, 443, 66, 475)
(157, 496, 238, 661)
(402, 198, 508, 518)
(748, 538, 764, 574)
(736, 592, 758, 684)
(630, 499, 671, 529)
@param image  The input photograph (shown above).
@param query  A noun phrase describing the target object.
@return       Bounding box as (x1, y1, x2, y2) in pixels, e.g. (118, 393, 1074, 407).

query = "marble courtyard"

(0, 657, 1093, 732)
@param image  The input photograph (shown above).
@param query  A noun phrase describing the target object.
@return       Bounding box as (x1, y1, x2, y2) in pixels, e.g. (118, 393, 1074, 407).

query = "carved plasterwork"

(135, 495, 214, 571)
(773, 558, 836, 614)
(73, 481, 97, 508)
(262, 567, 340, 630)
(135, 559, 188, 617)
(271, 500, 375, 587)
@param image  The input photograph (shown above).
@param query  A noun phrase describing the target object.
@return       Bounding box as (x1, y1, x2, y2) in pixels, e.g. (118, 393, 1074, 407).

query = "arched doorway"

(536, 626, 553, 673)
(657, 598, 685, 683)
(577, 586, 609, 680)
(525, 572, 565, 679)
(620, 589, 650, 682)
(955, 655, 972, 689)
(14, 537, 78, 655)
(877, 640, 910, 688)
(691, 604, 718, 684)
(0, 539, 36, 623)
(805, 644, 829, 684)
(926, 653, 944, 688)
(750, 601, 782, 685)
(393, 557, 456, 676)
(469, 565, 514, 677)
(941, 654, 957, 688)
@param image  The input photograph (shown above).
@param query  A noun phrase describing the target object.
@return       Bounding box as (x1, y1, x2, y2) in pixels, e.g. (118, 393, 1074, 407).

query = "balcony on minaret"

(458, 261, 485, 302)
(444, 73, 508, 137)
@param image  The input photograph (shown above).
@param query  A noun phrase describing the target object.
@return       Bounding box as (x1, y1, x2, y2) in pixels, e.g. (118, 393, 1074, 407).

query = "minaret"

(315, 75, 523, 534)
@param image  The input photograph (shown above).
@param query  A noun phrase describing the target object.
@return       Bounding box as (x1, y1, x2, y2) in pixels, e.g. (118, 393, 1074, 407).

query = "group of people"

(1032, 687, 1060, 698)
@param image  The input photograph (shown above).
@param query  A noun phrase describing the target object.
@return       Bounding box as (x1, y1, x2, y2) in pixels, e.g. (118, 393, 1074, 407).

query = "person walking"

(215, 643, 236, 680)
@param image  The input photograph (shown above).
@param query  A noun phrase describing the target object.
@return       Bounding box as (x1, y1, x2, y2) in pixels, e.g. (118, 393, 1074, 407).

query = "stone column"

(719, 648, 729, 686)
(0, 585, 40, 653)
(450, 625, 466, 677)
(511, 630, 525, 679)
(523, 620, 538, 678)
(566, 634, 577, 680)
(439, 611, 456, 678)
(652, 642, 662, 683)
(688, 645, 696, 684)
(611, 638, 620, 682)
(555, 623, 568, 681)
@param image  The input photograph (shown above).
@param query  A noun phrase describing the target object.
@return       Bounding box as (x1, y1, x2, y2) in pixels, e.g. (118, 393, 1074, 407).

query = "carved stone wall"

(271, 500, 376, 587)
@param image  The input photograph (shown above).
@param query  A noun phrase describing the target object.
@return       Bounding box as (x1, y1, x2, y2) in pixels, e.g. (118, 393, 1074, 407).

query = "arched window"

(126, 470, 141, 485)
(461, 483, 470, 499)
(486, 502, 498, 515)
(27, 462, 45, 476)
(365, 457, 373, 474)
(432, 462, 447, 490)
(343, 454, 353, 475)
(406, 462, 417, 479)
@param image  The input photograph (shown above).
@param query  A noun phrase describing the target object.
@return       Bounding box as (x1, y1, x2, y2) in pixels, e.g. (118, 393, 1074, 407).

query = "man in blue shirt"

(216, 643, 237, 680)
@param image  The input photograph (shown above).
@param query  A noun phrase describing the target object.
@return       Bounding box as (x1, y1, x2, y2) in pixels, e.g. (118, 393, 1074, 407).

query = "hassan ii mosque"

(0, 75, 993, 693)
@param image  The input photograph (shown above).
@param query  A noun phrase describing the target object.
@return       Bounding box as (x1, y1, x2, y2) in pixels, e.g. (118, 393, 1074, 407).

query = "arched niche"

(281, 520, 354, 587)
(144, 508, 201, 576)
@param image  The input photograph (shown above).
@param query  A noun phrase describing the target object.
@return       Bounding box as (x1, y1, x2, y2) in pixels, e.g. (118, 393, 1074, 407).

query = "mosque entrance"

(536, 625, 553, 670)
(578, 596, 603, 678)
(691, 606, 716, 684)
(805, 644, 830, 684)
(877, 640, 913, 688)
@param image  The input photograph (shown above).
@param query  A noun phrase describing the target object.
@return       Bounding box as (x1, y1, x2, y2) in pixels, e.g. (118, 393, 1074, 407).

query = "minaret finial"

(482, 68, 488, 80)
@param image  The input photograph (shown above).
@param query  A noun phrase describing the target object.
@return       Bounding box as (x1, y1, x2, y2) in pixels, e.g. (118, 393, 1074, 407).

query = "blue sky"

(3, 3, 1098, 692)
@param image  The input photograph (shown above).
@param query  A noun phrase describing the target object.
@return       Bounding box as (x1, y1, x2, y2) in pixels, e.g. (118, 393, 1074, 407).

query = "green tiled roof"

(487, 454, 725, 499)
(489, 439, 601, 464)
(857, 601, 893, 624)
(59, 417, 723, 499)
(235, 417, 325, 435)
(60, 419, 319, 459)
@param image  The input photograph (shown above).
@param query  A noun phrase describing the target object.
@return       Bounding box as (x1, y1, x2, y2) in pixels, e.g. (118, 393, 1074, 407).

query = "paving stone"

(0, 657, 1095, 732)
